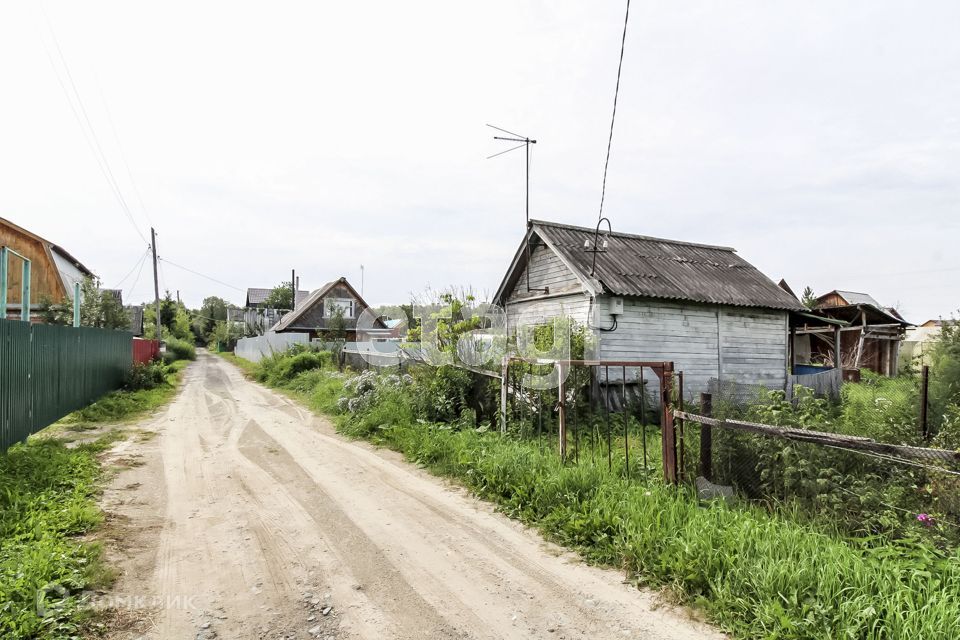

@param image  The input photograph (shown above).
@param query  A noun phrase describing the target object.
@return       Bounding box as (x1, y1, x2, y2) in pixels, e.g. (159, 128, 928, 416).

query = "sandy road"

(99, 352, 723, 640)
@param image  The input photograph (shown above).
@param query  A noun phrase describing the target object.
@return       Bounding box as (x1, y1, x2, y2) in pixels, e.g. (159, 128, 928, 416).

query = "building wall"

(0, 223, 66, 304)
(510, 243, 582, 297)
(596, 297, 788, 397)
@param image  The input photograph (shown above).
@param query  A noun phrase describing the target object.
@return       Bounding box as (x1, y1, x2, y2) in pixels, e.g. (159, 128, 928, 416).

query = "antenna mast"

(487, 124, 546, 293)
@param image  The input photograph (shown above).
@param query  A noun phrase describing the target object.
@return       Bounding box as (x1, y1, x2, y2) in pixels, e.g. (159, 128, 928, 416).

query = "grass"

(0, 358, 190, 638)
(230, 355, 960, 640)
(0, 435, 118, 639)
(56, 360, 189, 431)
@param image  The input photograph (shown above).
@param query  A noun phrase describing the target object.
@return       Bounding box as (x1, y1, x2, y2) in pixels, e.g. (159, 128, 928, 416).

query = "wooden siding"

(510, 243, 583, 300)
(596, 297, 788, 397)
(505, 294, 591, 336)
(0, 223, 66, 304)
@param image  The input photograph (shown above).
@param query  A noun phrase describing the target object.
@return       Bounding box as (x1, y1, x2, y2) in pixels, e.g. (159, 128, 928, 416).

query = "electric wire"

(596, 0, 632, 223)
(158, 257, 245, 292)
(38, 5, 148, 244)
(112, 248, 151, 289)
(100, 86, 154, 228)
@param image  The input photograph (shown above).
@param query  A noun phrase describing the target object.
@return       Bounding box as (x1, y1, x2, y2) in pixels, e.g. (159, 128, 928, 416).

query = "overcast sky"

(2, 1, 957, 322)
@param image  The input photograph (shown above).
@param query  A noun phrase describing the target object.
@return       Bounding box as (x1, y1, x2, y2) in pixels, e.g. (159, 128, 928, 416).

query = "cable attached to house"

(596, 0, 632, 224)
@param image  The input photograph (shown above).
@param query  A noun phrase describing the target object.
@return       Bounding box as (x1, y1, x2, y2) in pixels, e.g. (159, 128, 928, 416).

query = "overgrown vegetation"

(0, 436, 120, 638)
(59, 360, 188, 429)
(229, 333, 960, 639)
(39, 277, 129, 330)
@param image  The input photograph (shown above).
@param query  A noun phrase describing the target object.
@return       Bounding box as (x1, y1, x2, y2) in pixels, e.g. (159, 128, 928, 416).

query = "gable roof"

(494, 220, 804, 311)
(245, 287, 310, 307)
(270, 276, 385, 332)
(0, 216, 93, 272)
(816, 289, 882, 308)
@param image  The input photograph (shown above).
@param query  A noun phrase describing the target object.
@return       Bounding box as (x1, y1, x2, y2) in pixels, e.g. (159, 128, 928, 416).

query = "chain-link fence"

(676, 369, 960, 548)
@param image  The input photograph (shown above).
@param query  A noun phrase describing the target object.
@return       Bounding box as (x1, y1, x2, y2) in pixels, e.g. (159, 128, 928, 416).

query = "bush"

(164, 337, 196, 361)
(125, 361, 168, 391)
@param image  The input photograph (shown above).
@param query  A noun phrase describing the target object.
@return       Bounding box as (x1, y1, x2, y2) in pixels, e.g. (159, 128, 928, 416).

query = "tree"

(323, 305, 347, 344)
(192, 296, 231, 341)
(801, 286, 818, 309)
(263, 281, 294, 310)
(79, 278, 129, 330)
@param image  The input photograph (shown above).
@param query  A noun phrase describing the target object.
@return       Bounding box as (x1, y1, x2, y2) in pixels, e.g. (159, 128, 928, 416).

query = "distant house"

(270, 277, 387, 340)
(229, 286, 311, 335)
(492, 220, 804, 396)
(806, 289, 912, 376)
(903, 319, 947, 367)
(1, 216, 94, 320)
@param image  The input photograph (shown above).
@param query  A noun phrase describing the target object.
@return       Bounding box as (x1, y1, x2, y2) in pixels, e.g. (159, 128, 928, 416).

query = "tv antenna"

(487, 123, 545, 293)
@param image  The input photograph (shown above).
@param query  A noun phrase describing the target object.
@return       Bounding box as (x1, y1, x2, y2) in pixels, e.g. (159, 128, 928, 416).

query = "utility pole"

(151, 227, 161, 340)
(360, 264, 364, 297)
(290, 269, 296, 310)
(176, 290, 180, 306)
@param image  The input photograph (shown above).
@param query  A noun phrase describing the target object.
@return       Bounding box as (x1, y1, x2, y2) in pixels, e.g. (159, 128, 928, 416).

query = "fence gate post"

(557, 362, 566, 459)
(500, 357, 509, 434)
(661, 363, 678, 484)
(920, 365, 930, 440)
(699, 392, 713, 480)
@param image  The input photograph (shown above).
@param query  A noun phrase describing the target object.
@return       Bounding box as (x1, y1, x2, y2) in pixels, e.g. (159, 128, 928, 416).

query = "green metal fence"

(0, 318, 132, 451)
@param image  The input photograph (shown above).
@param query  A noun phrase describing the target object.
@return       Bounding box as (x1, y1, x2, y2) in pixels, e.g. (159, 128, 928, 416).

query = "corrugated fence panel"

(0, 319, 132, 451)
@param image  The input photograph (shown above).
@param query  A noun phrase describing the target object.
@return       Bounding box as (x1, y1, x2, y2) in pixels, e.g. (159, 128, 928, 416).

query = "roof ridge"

(530, 219, 737, 252)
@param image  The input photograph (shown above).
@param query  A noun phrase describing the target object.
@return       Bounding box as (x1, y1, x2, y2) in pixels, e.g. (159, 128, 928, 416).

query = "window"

(324, 297, 354, 318)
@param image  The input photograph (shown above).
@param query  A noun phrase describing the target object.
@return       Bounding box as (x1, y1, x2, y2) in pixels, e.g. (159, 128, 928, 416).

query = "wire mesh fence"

(677, 368, 960, 548)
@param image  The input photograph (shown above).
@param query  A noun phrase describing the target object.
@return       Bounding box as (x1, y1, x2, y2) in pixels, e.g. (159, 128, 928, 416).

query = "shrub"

(164, 337, 196, 361)
(125, 361, 168, 391)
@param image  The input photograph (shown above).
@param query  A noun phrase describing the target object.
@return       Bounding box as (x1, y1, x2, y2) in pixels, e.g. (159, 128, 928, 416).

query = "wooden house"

(492, 220, 805, 396)
(1, 216, 94, 320)
(804, 290, 911, 376)
(270, 277, 386, 340)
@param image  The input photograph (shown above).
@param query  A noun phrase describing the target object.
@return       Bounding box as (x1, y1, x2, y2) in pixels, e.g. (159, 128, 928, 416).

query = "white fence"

(235, 332, 310, 363)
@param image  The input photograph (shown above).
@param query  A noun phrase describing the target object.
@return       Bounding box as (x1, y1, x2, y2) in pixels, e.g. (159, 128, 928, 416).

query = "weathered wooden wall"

(596, 297, 788, 397)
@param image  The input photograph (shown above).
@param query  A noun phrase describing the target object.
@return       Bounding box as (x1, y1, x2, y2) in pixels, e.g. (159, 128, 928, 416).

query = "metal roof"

(510, 220, 804, 311)
(823, 290, 883, 308)
(245, 287, 310, 307)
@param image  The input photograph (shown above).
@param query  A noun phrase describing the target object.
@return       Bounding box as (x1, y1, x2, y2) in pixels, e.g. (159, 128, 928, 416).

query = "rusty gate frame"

(501, 358, 678, 484)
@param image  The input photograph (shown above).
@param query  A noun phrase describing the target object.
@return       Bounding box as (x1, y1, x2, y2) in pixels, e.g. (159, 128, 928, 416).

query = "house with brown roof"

(493, 219, 805, 396)
(270, 277, 386, 340)
(1, 216, 94, 320)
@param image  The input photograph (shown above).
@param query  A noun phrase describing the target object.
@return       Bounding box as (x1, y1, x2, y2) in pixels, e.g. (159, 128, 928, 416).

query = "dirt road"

(98, 352, 722, 640)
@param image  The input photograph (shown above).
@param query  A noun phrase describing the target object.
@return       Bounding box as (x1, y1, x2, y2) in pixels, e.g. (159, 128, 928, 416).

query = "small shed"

(804, 290, 912, 376)
(492, 220, 805, 396)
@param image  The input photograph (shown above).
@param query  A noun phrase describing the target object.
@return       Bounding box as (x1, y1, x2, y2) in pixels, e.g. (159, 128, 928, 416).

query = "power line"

(596, 0, 632, 223)
(100, 86, 154, 228)
(112, 248, 151, 289)
(38, 5, 148, 244)
(125, 248, 150, 301)
(158, 257, 245, 292)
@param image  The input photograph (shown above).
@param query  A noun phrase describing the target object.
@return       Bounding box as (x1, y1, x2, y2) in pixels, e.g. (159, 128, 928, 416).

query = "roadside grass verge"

(0, 357, 191, 637)
(0, 435, 118, 639)
(54, 360, 189, 432)
(231, 358, 960, 640)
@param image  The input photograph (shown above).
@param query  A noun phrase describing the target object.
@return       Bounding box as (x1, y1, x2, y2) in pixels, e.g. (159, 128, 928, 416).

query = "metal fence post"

(699, 392, 713, 480)
(21, 258, 30, 321)
(0, 246, 7, 318)
(661, 363, 678, 484)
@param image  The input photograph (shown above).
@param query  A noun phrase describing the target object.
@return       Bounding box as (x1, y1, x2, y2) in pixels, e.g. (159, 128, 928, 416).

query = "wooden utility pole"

(151, 228, 161, 339)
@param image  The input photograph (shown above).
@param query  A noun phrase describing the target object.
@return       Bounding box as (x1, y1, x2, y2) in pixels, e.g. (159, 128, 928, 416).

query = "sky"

(1, 1, 958, 322)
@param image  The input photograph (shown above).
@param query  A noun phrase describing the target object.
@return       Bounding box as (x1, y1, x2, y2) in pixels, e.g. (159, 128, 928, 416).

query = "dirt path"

(98, 352, 723, 640)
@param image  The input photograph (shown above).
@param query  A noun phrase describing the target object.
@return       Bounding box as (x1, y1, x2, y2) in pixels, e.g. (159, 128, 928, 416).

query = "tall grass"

(239, 357, 960, 639)
(0, 437, 116, 639)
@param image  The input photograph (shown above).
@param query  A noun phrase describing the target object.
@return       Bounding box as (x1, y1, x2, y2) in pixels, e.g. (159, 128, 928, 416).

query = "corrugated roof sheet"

(831, 290, 883, 308)
(246, 287, 310, 306)
(531, 220, 804, 311)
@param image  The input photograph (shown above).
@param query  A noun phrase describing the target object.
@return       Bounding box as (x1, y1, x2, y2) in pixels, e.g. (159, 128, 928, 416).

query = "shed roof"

(495, 220, 804, 311)
(817, 290, 882, 308)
